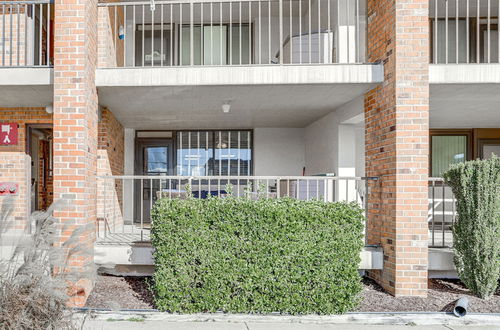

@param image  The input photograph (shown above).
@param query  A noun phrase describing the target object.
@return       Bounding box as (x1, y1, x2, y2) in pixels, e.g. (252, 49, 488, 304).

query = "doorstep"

(94, 245, 385, 275)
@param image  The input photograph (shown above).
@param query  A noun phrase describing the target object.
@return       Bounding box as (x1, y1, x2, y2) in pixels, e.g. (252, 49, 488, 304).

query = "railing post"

(364, 178, 369, 245)
(279, 0, 283, 64)
(190, 0, 194, 65)
(103, 176, 107, 238)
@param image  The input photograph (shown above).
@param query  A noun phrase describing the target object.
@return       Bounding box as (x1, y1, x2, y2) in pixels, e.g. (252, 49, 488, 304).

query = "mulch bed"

(85, 275, 155, 310)
(358, 278, 500, 313)
(85, 275, 500, 313)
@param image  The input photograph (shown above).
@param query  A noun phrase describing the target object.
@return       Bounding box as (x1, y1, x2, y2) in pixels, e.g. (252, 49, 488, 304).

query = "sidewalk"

(81, 320, 499, 330)
(78, 312, 500, 330)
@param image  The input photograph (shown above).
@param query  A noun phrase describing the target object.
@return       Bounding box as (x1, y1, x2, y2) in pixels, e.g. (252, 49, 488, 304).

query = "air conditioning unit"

(280, 30, 334, 64)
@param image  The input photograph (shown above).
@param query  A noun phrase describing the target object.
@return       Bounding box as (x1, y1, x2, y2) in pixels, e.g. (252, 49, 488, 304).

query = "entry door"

(135, 140, 174, 223)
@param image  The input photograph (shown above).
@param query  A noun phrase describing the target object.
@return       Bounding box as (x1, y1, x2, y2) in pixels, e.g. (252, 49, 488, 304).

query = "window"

(430, 130, 471, 177)
(135, 24, 173, 66)
(478, 139, 500, 160)
(176, 130, 252, 176)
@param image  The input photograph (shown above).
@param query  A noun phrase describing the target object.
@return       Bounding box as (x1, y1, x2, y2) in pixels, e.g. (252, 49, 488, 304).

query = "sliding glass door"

(176, 130, 252, 176)
(180, 24, 251, 65)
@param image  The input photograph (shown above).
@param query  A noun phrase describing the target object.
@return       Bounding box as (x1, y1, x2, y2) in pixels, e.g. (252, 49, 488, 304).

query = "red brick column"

(53, 0, 99, 306)
(364, 0, 429, 297)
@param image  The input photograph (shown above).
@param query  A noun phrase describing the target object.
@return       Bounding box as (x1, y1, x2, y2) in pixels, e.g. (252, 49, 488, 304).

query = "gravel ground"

(85, 275, 500, 313)
(85, 275, 155, 310)
(358, 278, 500, 313)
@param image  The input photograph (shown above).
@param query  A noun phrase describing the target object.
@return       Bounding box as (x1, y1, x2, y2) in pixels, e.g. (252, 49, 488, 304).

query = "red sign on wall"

(0, 123, 18, 145)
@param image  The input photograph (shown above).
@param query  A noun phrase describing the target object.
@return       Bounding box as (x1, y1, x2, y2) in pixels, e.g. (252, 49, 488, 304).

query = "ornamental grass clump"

(151, 196, 365, 314)
(443, 156, 500, 299)
(0, 197, 96, 329)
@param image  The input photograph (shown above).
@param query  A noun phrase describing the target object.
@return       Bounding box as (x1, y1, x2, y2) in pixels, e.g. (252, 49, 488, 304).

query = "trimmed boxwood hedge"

(150, 197, 364, 314)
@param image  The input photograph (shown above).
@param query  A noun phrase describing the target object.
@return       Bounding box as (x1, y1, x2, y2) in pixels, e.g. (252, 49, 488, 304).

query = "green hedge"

(443, 156, 500, 299)
(150, 197, 364, 314)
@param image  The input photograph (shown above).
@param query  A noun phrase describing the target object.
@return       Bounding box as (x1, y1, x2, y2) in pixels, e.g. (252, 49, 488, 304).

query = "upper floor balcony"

(97, 0, 367, 68)
(0, 0, 52, 68)
(94, 0, 382, 115)
(0, 1, 53, 106)
(429, 0, 500, 84)
(430, 0, 499, 65)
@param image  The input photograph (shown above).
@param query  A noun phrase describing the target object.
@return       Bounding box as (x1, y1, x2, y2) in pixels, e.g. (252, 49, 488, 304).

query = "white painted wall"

(304, 110, 338, 175)
(354, 123, 365, 177)
(123, 128, 135, 223)
(304, 96, 365, 177)
(253, 127, 305, 176)
(308, 0, 366, 63)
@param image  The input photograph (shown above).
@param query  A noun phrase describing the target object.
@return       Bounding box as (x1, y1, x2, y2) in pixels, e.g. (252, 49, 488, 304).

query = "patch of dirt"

(85, 275, 500, 313)
(358, 278, 500, 313)
(85, 275, 156, 310)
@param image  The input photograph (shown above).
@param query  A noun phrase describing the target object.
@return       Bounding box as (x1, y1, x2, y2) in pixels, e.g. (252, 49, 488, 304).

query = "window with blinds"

(176, 130, 252, 176)
(431, 135, 468, 177)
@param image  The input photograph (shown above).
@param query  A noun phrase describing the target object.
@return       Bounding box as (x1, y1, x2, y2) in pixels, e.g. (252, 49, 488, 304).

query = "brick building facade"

(2, 0, 499, 307)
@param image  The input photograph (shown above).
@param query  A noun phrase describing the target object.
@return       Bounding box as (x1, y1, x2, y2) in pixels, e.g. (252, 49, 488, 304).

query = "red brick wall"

(98, 3, 125, 68)
(0, 108, 53, 229)
(364, 0, 430, 297)
(0, 5, 52, 66)
(0, 6, 28, 66)
(97, 108, 125, 234)
(0, 152, 30, 232)
(53, 0, 99, 307)
(0, 108, 52, 153)
(98, 109, 124, 176)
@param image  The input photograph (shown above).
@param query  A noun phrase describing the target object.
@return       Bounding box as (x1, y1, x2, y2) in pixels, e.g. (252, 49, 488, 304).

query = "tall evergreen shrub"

(443, 156, 500, 299)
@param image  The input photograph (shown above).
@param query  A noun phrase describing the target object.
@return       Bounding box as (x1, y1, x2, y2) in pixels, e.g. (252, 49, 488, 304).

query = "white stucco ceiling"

(97, 83, 377, 129)
(430, 83, 500, 128)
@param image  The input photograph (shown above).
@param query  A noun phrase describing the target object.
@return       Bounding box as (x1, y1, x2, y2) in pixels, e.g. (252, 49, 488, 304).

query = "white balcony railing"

(96, 175, 375, 243)
(428, 178, 456, 248)
(97, 0, 366, 68)
(430, 0, 500, 64)
(96, 175, 459, 248)
(0, 1, 53, 67)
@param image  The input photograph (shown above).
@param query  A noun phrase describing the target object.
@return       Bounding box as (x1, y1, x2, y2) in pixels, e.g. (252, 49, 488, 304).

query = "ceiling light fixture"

(222, 102, 231, 113)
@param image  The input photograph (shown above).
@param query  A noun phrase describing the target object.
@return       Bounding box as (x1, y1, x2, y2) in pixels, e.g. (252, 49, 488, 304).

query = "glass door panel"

(230, 25, 251, 64)
(203, 26, 227, 65)
(180, 26, 203, 65)
(179, 24, 253, 65)
(145, 146, 169, 174)
(135, 140, 173, 223)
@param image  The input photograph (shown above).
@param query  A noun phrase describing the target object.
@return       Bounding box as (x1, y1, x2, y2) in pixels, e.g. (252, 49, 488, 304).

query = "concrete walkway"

(81, 320, 499, 330)
(78, 312, 500, 330)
